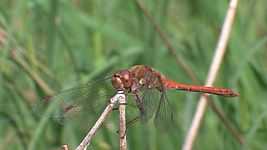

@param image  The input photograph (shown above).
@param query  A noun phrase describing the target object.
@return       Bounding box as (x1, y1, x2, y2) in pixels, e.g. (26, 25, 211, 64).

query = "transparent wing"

(139, 88, 161, 122)
(126, 88, 175, 131)
(33, 78, 116, 125)
(154, 91, 175, 130)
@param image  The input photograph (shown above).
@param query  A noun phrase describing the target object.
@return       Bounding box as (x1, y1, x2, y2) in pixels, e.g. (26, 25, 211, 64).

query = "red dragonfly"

(37, 65, 238, 127)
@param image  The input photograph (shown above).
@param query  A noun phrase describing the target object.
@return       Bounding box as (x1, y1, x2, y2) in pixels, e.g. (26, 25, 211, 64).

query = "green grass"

(0, 0, 267, 150)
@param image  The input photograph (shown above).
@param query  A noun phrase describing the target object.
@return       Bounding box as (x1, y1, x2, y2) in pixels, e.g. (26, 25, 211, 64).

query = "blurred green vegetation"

(0, 0, 267, 150)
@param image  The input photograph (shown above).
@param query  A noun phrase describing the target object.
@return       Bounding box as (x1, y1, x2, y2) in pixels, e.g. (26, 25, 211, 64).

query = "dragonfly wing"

(138, 88, 161, 122)
(154, 91, 175, 130)
(33, 79, 115, 125)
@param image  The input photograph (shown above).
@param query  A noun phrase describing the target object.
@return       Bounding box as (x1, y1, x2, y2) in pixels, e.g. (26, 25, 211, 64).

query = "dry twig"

(119, 93, 127, 150)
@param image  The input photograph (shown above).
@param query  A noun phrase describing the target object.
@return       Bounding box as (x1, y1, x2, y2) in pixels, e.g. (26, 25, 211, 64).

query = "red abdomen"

(163, 79, 239, 97)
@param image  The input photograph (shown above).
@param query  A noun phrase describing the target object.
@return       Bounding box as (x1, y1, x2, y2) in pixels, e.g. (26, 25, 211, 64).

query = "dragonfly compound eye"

(122, 74, 132, 88)
(112, 74, 124, 90)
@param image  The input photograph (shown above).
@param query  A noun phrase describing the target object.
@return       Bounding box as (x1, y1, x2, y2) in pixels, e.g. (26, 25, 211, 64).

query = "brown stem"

(134, 0, 198, 83)
(208, 100, 244, 144)
(10, 50, 54, 95)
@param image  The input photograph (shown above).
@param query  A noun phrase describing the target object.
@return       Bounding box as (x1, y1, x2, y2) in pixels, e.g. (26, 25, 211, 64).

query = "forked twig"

(75, 91, 125, 150)
(119, 92, 127, 150)
(182, 0, 240, 150)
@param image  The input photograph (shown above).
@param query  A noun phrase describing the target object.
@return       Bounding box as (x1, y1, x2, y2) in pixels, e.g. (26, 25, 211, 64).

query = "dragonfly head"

(112, 70, 133, 91)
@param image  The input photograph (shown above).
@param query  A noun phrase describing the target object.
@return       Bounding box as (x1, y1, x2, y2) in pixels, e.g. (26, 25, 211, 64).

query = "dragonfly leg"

(120, 132, 126, 139)
(134, 93, 145, 116)
(118, 102, 128, 105)
(112, 107, 119, 111)
(116, 116, 140, 134)
(112, 102, 127, 111)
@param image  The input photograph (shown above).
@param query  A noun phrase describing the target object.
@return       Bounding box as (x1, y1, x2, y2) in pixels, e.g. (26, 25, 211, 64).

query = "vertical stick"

(119, 92, 127, 150)
(75, 92, 124, 150)
(182, 0, 239, 150)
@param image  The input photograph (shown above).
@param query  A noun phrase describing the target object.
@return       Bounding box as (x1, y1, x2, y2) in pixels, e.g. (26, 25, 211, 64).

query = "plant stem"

(119, 92, 127, 150)
(182, 0, 240, 150)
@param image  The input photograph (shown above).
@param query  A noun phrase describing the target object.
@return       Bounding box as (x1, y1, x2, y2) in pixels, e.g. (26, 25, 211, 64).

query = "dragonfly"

(36, 65, 239, 128)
